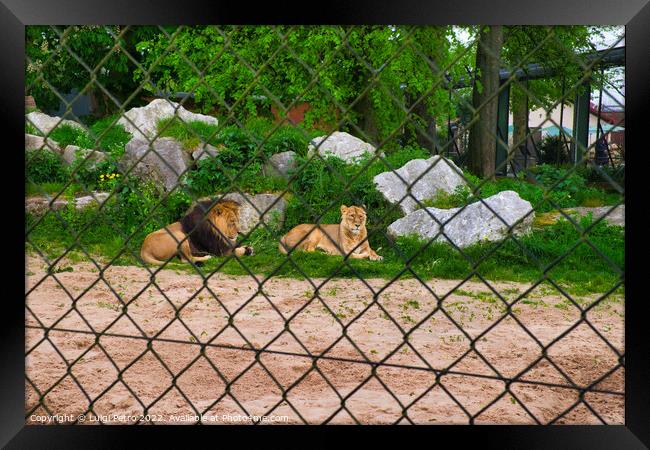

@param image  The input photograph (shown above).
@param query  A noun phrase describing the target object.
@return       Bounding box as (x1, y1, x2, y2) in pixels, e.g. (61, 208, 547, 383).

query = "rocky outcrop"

(308, 131, 377, 163)
(387, 191, 534, 248)
(62, 145, 107, 168)
(191, 143, 222, 161)
(25, 134, 61, 153)
(263, 151, 297, 178)
(26, 111, 85, 135)
(119, 137, 192, 192)
(374, 156, 468, 215)
(118, 99, 218, 140)
(221, 192, 288, 234)
(26, 192, 110, 215)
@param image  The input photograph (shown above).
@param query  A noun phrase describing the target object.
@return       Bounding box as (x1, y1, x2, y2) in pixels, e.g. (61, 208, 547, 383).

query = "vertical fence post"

(495, 80, 510, 176)
(572, 79, 591, 164)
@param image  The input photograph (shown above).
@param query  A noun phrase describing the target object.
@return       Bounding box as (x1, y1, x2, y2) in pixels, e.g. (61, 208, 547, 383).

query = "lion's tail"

(278, 235, 288, 254)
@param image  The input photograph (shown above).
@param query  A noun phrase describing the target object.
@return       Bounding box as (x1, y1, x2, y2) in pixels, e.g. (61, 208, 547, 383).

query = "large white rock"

(221, 192, 288, 235)
(26, 111, 85, 136)
(263, 151, 297, 178)
(61, 145, 106, 168)
(387, 190, 534, 248)
(26, 191, 110, 215)
(308, 131, 376, 163)
(25, 133, 61, 154)
(191, 143, 221, 161)
(373, 156, 468, 215)
(119, 137, 192, 192)
(118, 98, 218, 140)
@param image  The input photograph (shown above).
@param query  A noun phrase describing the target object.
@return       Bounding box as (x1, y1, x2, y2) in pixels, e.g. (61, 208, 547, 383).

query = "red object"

(271, 102, 310, 125)
(589, 102, 625, 126)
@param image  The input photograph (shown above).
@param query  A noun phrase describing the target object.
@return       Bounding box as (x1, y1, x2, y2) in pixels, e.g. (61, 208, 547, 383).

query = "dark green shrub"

(574, 163, 625, 187)
(69, 157, 120, 192)
(284, 146, 431, 238)
(103, 177, 193, 237)
(89, 115, 131, 156)
(25, 149, 69, 184)
(48, 124, 94, 149)
(184, 153, 286, 196)
(537, 135, 569, 165)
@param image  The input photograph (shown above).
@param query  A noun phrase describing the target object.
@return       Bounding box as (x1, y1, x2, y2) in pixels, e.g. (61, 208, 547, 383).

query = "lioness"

(279, 205, 382, 261)
(140, 199, 253, 265)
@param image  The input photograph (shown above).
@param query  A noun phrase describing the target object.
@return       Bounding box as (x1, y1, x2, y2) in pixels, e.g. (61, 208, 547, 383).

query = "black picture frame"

(3, 0, 648, 447)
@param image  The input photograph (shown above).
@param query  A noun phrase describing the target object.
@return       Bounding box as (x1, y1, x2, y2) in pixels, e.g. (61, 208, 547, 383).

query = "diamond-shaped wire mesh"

(25, 25, 624, 425)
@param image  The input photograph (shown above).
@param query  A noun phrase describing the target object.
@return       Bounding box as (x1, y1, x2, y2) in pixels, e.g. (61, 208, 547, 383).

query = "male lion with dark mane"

(140, 199, 253, 265)
(278, 205, 382, 261)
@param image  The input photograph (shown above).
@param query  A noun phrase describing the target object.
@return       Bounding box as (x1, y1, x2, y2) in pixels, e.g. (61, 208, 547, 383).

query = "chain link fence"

(25, 25, 625, 425)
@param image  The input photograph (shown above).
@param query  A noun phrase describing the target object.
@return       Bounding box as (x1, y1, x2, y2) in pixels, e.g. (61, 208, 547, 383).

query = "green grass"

(26, 181, 85, 197)
(24, 117, 624, 297)
(418, 172, 622, 213)
(26, 206, 624, 296)
(26, 115, 130, 156)
(156, 117, 221, 150)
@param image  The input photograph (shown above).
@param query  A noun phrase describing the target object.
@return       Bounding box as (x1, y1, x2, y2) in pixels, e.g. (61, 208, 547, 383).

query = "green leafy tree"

(133, 25, 455, 148)
(26, 25, 159, 114)
(467, 25, 504, 178)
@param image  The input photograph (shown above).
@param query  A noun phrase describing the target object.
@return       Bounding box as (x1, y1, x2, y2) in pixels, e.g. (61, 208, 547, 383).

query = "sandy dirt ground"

(25, 255, 624, 425)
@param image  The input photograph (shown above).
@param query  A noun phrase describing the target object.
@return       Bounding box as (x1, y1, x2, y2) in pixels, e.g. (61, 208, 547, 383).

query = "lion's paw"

(245, 246, 254, 256)
(370, 254, 383, 261)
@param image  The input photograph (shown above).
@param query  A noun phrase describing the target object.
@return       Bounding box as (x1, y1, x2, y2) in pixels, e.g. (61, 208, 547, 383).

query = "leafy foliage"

(134, 26, 458, 145)
(537, 135, 570, 165)
(25, 149, 69, 184)
(26, 25, 160, 112)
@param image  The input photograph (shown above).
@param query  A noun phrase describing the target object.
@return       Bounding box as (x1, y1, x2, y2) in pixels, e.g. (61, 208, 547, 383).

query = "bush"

(48, 124, 94, 149)
(537, 135, 570, 165)
(184, 152, 287, 196)
(156, 117, 221, 150)
(69, 157, 120, 192)
(103, 177, 193, 238)
(284, 146, 431, 237)
(574, 163, 625, 187)
(25, 149, 69, 184)
(88, 115, 131, 156)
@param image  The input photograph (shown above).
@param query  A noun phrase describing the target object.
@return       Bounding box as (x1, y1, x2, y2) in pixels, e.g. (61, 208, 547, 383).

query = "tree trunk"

(353, 90, 379, 145)
(512, 80, 528, 154)
(467, 25, 504, 179)
(413, 99, 438, 153)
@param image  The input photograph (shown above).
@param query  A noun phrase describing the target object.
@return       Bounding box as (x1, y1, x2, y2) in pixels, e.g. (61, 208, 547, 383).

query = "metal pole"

(572, 79, 591, 165)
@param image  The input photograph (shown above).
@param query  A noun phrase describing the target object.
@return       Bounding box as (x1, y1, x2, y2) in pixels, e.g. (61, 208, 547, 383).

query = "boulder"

(119, 137, 192, 192)
(26, 191, 110, 215)
(118, 99, 218, 140)
(387, 190, 534, 248)
(308, 131, 377, 163)
(62, 145, 106, 168)
(263, 151, 297, 178)
(25, 134, 61, 154)
(74, 192, 110, 209)
(26, 111, 85, 135)
(25, 197, 68, 215)
(221, 192, 288, 235)
(373, 156, 468, 215)
(25, 96, 37, 110)
(191, 143, 222, 161)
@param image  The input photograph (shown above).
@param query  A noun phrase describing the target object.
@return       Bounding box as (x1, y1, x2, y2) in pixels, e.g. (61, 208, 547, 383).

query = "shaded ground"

(25, 255, 624, 425)
(534, 205, 625, 227)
